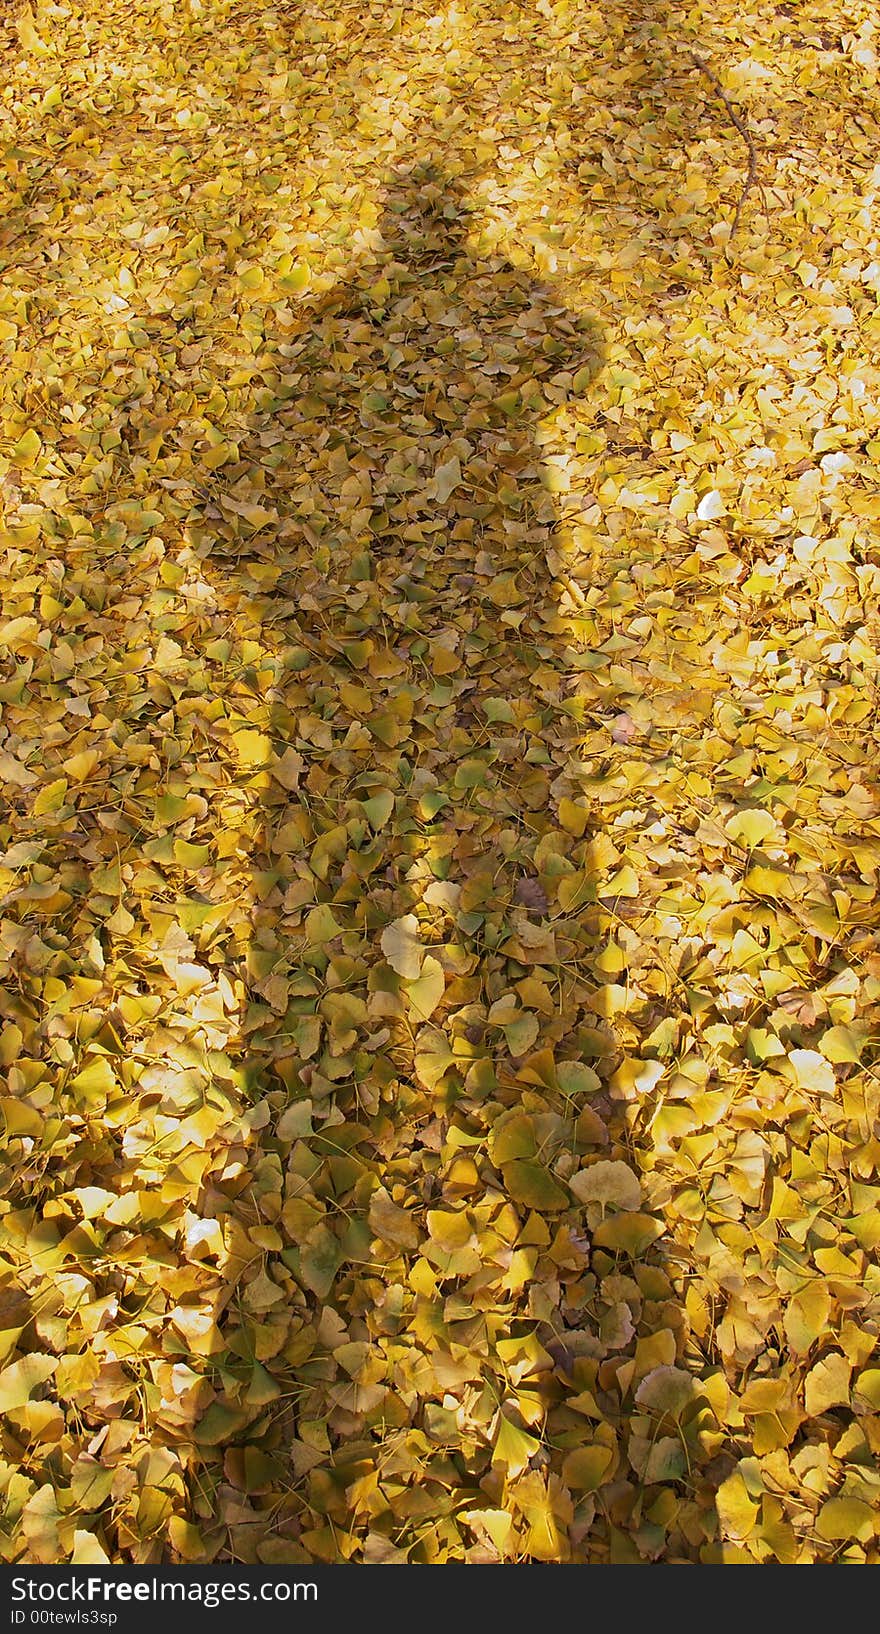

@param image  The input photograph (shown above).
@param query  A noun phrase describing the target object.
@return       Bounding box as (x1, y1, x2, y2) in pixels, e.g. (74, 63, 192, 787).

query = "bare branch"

(689, 50, 760, 240)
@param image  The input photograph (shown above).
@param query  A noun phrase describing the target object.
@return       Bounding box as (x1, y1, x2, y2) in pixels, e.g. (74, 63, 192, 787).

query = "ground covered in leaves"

(1, 0, 880, 1567)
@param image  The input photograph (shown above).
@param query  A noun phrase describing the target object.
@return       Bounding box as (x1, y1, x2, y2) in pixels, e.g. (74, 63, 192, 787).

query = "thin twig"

(689, 49, 760, 241)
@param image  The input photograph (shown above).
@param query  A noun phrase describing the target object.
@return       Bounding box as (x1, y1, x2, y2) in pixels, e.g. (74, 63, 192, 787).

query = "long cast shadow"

(182, 163, 722, 1564)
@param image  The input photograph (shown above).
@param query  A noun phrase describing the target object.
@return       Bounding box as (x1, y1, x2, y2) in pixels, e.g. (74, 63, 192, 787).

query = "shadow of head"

(377, 160, 477, 261)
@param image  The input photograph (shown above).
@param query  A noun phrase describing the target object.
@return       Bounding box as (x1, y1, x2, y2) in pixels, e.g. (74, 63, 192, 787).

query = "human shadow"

(174, 164, 724, 1565)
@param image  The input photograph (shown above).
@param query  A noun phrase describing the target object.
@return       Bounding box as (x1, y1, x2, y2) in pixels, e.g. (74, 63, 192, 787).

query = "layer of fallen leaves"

(1, 0, 880, 1568)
